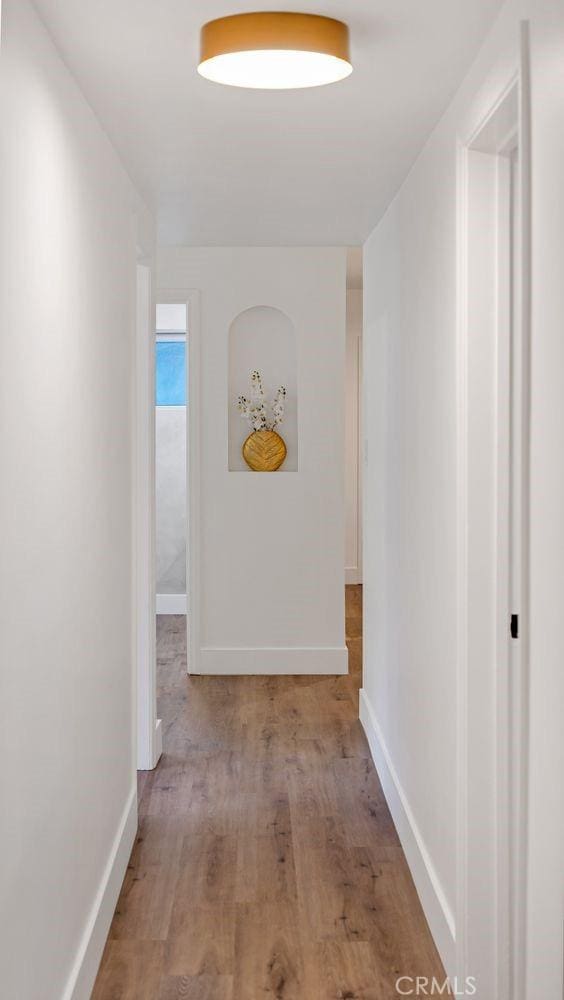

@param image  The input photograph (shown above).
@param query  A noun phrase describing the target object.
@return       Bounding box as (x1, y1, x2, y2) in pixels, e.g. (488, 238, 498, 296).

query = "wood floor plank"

(315, 939, 392, 1000)
(109, 816, 184, 941)
(92, 940, 164, 999)
(165, 903, 236, 977)
(93, 588, 446, 998)
(233, 900, 305, 1000)
(157, 973, 233, 1000)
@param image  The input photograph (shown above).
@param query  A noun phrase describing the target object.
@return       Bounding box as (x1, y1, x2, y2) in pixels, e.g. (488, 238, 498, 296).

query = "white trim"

(513, 25, 532, 998)
(135, 264, 160, 771)
(187, 292, 201, 676)
(455, 131, 470, 987)
(153, 717, 163, 763)
(199, 645, 348, 675)
(356, 330, 363, 583)
(157, 288, 201, 676)
(455, 55, 531, 998)
(495, 149, 513, 1000)
(62, 785, 137, 1000)
(156, 332, 186, 342)
(345, 567, 362, 585)
(359, 688, 456, 980)
(156, 593, 187, 615)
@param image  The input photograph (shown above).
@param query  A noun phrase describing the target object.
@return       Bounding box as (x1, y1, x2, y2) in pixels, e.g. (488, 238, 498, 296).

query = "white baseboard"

(137, 717, 163, 771)
(346, 566, 362, 585)
(62, 785, 137, 1000)
(153, 717, 163, 765)
(156, 593, 187, 614)
(359, 688, 456, 979)
(198, 645, 349, 675)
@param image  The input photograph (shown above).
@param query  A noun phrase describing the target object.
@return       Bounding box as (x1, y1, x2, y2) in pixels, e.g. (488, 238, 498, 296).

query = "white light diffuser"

(198, 13, 352, 90)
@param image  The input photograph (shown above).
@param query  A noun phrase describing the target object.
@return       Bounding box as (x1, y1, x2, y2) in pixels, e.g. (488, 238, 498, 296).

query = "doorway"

(155, 304, 188, 616)
(457, 72, 529, 999)
(135, 283, 200, 772)
(155, 289, 200, 683)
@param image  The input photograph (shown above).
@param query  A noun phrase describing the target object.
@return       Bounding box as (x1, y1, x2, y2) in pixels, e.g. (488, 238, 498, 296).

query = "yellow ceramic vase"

(242, 429, 287, 472)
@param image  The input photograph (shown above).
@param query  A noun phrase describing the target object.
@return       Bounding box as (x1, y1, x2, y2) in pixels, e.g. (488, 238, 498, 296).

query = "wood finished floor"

(93, 587, 444, 999)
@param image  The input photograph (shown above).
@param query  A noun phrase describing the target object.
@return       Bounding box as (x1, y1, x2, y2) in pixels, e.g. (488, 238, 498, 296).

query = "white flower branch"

(237, 370, 286, 432)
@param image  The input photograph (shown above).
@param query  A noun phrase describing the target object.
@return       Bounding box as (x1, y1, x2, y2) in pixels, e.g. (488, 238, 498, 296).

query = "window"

(155, 337, 186, 406)
(155, 303, 188, 407)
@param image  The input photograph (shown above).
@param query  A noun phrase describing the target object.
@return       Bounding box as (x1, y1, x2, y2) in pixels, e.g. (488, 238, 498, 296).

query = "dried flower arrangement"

(237, 371, 288, 471)
(237, 370, 286, 432)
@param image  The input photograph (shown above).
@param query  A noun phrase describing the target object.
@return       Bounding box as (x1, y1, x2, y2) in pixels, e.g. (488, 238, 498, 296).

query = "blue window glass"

(156, 341, 186, 406)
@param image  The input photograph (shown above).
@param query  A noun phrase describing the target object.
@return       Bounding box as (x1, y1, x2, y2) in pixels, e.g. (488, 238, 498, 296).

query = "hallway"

(92, 588, 444, 999)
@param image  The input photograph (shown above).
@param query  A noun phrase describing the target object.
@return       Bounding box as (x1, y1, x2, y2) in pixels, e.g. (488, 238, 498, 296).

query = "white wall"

(345, 288, 362, 584)
(362, 141, 459, 973)
(0, 1, 152, 996)
(362, 1, 564, 996)
(158, 247, 348, 675)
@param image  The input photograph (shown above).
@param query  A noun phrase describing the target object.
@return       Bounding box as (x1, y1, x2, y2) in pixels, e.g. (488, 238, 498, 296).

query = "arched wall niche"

(228, 305, 298, 471)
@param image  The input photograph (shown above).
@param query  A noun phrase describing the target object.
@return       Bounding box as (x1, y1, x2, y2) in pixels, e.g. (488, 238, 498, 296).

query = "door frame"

(135, 261, 161, 770)
(157, 288, 201, 677)
(135, 279, 201, 766)
(455, 24, 531, 998)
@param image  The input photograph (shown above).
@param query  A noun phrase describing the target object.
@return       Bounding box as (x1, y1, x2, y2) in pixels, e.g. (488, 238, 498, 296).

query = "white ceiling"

(34, 0, 503, 246)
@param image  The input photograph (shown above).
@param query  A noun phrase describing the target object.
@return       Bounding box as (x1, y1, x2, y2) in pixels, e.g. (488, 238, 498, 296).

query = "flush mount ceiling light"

(198, 12, 352, 89)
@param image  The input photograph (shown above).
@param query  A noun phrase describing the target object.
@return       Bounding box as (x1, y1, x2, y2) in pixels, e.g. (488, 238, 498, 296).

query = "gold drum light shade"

(198, 12, 352, 89)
